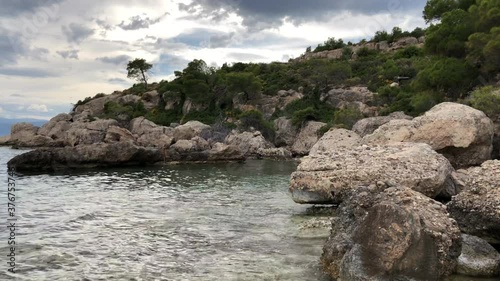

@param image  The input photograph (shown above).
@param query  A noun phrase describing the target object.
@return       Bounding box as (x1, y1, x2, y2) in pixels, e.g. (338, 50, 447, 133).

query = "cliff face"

(292, 36, 425, 62)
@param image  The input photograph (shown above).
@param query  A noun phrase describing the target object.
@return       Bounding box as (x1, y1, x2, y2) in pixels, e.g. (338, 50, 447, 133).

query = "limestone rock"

(447, 160, 500, 244)
(291, 121, 327, 156)
(0, 135, 11, 145)
(141, 90, 160, 110)
(457, 234, 500, 277)
(273, 117, 298, 147)
(38, 114, 72, 142)
(73, 92, 121, 117)
(390, 37, 419, 50)
(165, 140, 244, 163)
(353, 111, 413, 137)
(225, 131, 273, 157)
(129, 117, 158, 136)
(173, 121, 211, 141)
(104, 126, 136, 143)
(256, 147, 293, 159)
(7, 142, 162, 172)
(320, 87, 375, 109)
(10, 122, 54, 147)
(309, 128, 362, 157)
(321, 187, 462, 281)
(364, 102, 494, 168)
(290, 142, 454, 204)
(65, 119, 119, 146)
(129, 117, 174, 148)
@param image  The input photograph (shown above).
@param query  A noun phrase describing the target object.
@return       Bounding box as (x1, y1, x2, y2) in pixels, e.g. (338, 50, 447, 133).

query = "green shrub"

(291, 107, 317, 127)
(333, 107, 364, 129)
(104, 101, 147, 120)
(238, 110, 275, 141)
(145, 109, 181, 126)
(410, 91, 441, 116)
(469, 86, 500, 117)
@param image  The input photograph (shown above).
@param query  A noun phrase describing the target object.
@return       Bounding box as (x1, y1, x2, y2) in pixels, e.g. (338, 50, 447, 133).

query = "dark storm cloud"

(180, 0, 427, 30)
(96, 55, 131, 65)
(57, 49, 79, 59)
(62, 23, 95, 44)
(0, 29, 50, 65)
(0, 66, 58, 77)
(0, 0, 63, 17)
(118, 13, 168, 30)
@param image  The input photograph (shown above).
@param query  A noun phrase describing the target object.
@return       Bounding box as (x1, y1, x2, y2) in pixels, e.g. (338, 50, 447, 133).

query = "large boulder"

(291, 121, 327, 156)
(129, 117, 174, 148)
(320, 87, 375, 109)
(390, 37, 419, 50)
(273, 117, 298, 147)
(104, 126, 136, 143)
(173, 121, 211, 141)
(10, 122, 54, 147)
(256, 90, 304, 118)
(321, 186, 462, 281)
(447, 160, 500, 244)
(364, 102, 494, 168)
(73, 92, 121, 117)
(38, 113, 72, 142)
(141, 90, 161, 110)
(457, 234, 500, 277)
(65, 119, 119, 146)
(7, 142, 162, 172)
(165, 139, 244, 163)
(290, 141, 454, 204)
(308, 128, 362, 156)
(353, 111, 413, 137)
(225, 131, 273, 157)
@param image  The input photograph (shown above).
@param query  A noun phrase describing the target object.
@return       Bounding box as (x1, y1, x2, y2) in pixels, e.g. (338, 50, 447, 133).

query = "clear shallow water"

(0, 147, 331, 281)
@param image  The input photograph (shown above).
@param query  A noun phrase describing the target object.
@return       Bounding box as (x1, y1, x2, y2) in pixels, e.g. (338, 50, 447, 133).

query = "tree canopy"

(127, 58, 153, 88)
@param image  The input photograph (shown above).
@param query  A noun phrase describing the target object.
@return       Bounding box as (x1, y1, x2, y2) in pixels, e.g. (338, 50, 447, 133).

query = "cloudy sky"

(0, 0, 427, 120)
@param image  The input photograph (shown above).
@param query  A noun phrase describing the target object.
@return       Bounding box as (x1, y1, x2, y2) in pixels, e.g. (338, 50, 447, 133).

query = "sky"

(0, 0, 428, 120)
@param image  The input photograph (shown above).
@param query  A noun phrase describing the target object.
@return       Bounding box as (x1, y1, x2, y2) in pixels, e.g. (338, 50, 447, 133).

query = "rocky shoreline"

(3, 100, 500, 280)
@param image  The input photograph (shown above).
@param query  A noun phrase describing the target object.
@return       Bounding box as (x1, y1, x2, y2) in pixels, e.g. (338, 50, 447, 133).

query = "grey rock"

(457, 234, 500, 277)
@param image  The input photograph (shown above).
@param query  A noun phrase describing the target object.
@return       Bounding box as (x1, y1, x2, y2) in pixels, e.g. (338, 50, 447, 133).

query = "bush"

(145, 109, 181, 126)
(469, 86, 500, 117)
(238, 110, 275, 141)
(410, 91, 441, 116)
(333, 107, 364, 129)
(291, 107, 317, 127)
(104, 101, 147, 120)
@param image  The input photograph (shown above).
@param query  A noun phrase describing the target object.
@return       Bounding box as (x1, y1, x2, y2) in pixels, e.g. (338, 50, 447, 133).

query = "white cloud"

(0, 106, 4, 114)
(27, 104, 49, 113)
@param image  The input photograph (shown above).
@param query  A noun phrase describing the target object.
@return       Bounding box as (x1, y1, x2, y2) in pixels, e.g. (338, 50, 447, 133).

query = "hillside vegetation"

(75, 0, 499, 133)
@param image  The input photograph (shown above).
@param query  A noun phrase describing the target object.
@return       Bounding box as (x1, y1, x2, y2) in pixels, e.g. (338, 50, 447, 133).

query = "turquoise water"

(0, 147, 330, 281)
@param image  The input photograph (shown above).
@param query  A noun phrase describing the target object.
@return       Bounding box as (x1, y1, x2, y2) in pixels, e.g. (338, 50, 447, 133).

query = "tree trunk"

(141, 70, 148, 89)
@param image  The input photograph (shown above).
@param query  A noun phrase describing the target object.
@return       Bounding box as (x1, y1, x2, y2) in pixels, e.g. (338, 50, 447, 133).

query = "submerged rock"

(321, 187, 462, 281)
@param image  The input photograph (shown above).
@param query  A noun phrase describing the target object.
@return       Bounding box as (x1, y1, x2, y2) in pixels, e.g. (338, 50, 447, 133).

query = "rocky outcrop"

(256, 147, 293, 159)
(0, 135, 10, 145)
(353, 111, 413, 137)
(10, 122, 54, 147)
(255, 90, 303, 118)
(320, 87, 375, 112)
(457, 234, 500, 277)
(104, 126, 136, 143)
(447, 160, 500, 244)
(173, 121, 211, 141)
(308, 128, 361, 156)
(37, 113, 72, 145)
(293, 37, 422, 62)
(321, 186, 461, 281)
(141, 90, 160, 110)
(364, 102, 494, 168)
(73, 92, 121, 117)
(273, 117, 298, 147)
(291, 121, 327, 156)
(164, 139, 244, 163)
(290, 139, 454, 204)
(7, 142, 162, 172)
(129, 117, 174, 148)
(65, 119, 119, 146)
(225, 131, 273, 157)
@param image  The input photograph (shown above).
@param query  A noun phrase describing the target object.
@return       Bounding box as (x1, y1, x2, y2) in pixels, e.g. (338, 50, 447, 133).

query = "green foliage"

(394, 46, 424, 59)
(413, 57, 477, 99)
(125, 83, 147, 95)
(356, 47, 378, 58)
(410, 91, 442, 115)
(318, 123, 333, 137)
(314, 37, 345, 52)
(104, 101, 147, 120)
(183, 109, 220, 125)
(423, 0, 475, 23)
(291, 107, 317, 127)
(469, 86, 500, 117)
(333, 107, 364, 129)
(127, 58, 153, 87)
(238, 110, 275, 140)
(145, 110, 181, 126)
(226, 72, 262, 101)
